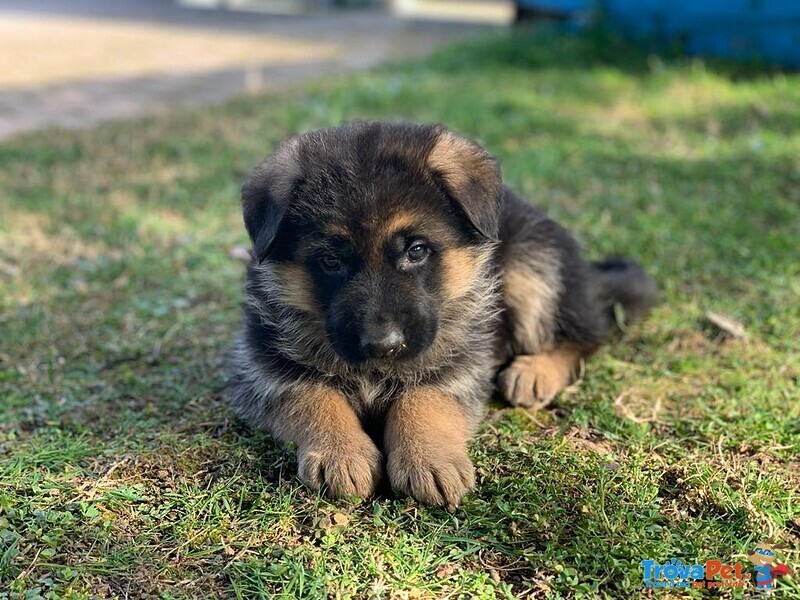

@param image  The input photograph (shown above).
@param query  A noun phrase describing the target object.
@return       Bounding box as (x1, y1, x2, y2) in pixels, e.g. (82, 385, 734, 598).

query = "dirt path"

(0, 0, 503, 140)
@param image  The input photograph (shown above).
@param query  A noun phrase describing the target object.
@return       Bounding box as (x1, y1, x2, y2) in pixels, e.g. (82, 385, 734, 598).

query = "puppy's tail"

(591, 258, 657, 326)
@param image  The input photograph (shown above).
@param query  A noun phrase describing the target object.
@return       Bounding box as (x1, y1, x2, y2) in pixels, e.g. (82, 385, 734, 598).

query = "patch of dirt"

(666, 328, 717, 355)
(654, 465, 757, 538)
(563, 426, 617, 456)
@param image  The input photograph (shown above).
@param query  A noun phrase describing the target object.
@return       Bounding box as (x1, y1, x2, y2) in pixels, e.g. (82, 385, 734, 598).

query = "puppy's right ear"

(241, 137, 302, 263)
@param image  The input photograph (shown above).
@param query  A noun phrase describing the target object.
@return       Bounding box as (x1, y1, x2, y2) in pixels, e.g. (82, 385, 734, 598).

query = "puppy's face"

(275, 192, 474, 366)
(242, 122, 502, 368)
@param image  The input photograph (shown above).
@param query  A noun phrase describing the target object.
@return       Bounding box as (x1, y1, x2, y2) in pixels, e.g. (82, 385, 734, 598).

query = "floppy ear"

(241, 136, 302, 262)
(427, 128, 503, 241)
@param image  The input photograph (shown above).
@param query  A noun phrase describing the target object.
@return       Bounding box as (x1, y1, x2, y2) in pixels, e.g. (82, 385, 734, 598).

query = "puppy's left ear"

(427, 128, 503, 241)
(241, 136, 302, 262)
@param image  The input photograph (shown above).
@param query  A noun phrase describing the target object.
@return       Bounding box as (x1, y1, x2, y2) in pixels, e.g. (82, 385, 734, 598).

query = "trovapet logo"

(641, 559, 750, 589)
(642, 541, 793, 590)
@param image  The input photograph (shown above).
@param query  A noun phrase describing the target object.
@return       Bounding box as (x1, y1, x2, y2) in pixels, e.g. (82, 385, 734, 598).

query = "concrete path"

(0, 0, 508, 140)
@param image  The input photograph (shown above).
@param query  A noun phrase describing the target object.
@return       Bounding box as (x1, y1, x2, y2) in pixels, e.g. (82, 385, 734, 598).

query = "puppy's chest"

(332, 376, 405, 426)
(350, 378, 397, 413)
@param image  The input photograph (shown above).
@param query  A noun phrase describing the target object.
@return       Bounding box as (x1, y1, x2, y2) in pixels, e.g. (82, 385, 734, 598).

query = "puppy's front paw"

(498, 352, 575, 409)
(387, 440, 475, 509)
(298, 432, 383, 499)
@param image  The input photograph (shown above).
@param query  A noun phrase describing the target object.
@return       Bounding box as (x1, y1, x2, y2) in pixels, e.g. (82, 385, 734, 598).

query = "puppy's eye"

(319, 255, 345, 274)
(406, 243, 429, 263)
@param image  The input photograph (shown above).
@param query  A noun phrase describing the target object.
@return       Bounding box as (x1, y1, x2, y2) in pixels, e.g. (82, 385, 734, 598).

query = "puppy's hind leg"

(497, 194, 606, 409)
(498, 252, 598, 408)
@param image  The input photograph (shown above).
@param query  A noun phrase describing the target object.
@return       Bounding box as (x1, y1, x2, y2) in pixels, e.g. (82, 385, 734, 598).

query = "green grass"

(1, 28, 799, 598)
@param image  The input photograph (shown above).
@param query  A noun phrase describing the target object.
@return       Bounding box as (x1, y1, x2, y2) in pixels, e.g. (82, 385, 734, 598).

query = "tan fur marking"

(441, 247, 481, 301)
(323, 223, 351, 238)
(497, 345, 586, 409)
(373, 211, 420, 254)
(428, 131, 474, 192)
(503, 254, 562, 353)
(427, 130, 498, 202)
(368, 211, 422, 265)
(271, 263, 317, 313)
(382, 212, 418, 238)
(271, 385, 382, 499)
(385, 388, 476, 508)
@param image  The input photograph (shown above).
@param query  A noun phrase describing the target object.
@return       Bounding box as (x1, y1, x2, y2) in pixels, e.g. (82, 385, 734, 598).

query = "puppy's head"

(242, 122, 501, 367)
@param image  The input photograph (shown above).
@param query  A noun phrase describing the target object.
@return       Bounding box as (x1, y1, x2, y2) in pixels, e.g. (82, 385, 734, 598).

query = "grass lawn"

(1, 28, 799, 599)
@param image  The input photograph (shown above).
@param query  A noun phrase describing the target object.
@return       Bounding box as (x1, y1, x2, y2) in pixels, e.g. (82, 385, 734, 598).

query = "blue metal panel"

(516, 0, 800, 67)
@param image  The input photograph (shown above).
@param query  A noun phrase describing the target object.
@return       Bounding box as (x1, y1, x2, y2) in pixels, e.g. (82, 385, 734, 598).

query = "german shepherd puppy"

(228, 121, 655, 508)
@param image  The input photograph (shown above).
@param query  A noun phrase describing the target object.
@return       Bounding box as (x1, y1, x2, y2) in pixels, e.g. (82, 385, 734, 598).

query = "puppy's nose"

(360, 326, 406, 359)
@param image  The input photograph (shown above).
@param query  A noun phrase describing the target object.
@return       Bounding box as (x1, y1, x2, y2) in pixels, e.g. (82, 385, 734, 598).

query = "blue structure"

(516, 0, 800, 67)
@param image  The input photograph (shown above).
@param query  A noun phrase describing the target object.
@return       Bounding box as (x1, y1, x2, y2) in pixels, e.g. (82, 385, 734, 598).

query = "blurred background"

(0, 0, 513, 140)
(3, 0, 799, 140)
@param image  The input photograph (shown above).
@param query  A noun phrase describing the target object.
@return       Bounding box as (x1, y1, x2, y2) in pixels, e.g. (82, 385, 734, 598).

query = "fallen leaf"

(706, 311, 748, 340)
(436, 564, 456, 578)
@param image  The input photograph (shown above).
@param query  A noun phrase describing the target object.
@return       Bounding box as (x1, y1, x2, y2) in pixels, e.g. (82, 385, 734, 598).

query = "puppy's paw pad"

(387, 444, 474, 509)
(498, 354, 572, 409)
(299, 434, 383, 499)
